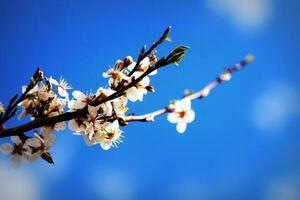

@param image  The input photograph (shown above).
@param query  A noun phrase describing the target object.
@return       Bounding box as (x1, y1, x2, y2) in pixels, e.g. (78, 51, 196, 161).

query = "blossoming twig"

(125, 55, 254, 123)
(0, 27, 185, 138)
(0, 27, 253, 166)
(0, 68, 43, 127)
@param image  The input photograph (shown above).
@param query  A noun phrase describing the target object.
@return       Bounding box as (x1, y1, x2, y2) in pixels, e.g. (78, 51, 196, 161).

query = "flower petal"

(83, 136, 95, 146)
(126, 87, 139, 102)
(167, 113, 179, 124)
(0, 143, 13, 154)
(85, 123, 95, 140)
(58, 87, 69, 97)
(11, 154, 21, 168)
(111, 120, 119, 131)
(45, 133, 55, 147)
(26, 138, 41, 148)
(176, 121, 187, 134)
(88, 105, 98, 118)
(11, 136, 22, 145)
(49, 77, 59, 85)
(185, 110, 195, 123)
(54, 122, 66, 131)
(149, 70, 157, 76)
(72, 90, 86, 101)
(100, 140, 112, 150)
(68, 119, 83, 134)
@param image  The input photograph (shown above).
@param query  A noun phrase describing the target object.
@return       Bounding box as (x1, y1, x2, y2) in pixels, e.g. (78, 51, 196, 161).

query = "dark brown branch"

(0, 68, 42, 126)
(127, 26, 171, 77)
(0, 28, 180, 138)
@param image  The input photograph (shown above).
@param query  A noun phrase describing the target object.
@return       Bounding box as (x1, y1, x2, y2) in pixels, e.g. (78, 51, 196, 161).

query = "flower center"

(106, 132, 115, 140)
(178, 111, 186, 118)
(84, 98, 93, 104)
(112, 72, 120, 80)
(12, 144, 25, 156)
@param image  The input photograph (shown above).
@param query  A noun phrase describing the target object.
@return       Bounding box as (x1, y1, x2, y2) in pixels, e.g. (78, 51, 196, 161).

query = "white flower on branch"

(26, 128, 55, 156)
(97, 120, 123, 150)
(37, 85, 56, 101)
(127, 56, 158, 76)
(125, 72, 151, 102)
(18, 83, 58, 120)
(68, 118, 86, 135)
(0, 26, 253, 166)
(49, 76, 72, 98)
(103, 68, 129, 88)
(0, 136, 33, 167)
(112, 96, 128, 118)
(167, 98, 195, 133)
(68, 90, 92, 111)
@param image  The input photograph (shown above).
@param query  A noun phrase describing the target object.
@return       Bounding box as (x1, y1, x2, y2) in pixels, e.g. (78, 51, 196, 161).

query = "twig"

(127, 26, 171, 77)
(0, 68, 42, 125)
(125, 55, 254, 122)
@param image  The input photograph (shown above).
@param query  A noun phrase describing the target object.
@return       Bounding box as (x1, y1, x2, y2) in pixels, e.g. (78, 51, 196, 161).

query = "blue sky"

(0, 0, 300, 200)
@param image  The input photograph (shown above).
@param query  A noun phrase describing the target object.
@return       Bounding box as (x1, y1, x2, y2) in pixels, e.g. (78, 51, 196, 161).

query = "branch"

(127, 26, 171, 76)
(125, 55, 254, 122)
(0, 68, 42, 126)
(0, 28, 182, 138)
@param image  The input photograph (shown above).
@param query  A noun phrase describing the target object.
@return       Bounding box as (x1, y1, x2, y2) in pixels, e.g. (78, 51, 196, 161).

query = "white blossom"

(26, 128, 55, 156)
(68, 118, 87, 135)
(49, 76, 72, 98)
(112, 96, 128, 118)
(102, 68, 129, 87)
(97, 120, 123, 150)
(167, 98, 195, 133)
(0, 136, 33, 167)
(125, 72, 150, 102)
(18, 84, 57, 120)
(68, 90, 91, 111)
(127, 57, 157, 75)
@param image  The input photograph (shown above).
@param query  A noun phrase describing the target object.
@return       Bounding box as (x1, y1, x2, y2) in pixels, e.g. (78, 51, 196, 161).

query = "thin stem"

(125, 55, 254, 122)
(127, 26, 171, 77)
(0, 68, 41, 125)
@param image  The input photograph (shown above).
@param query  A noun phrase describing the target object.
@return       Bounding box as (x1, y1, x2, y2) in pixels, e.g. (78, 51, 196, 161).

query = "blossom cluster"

(1, 75, 69, 166)
(1, 128, 55, 167)
(0, 52, 195, 167)
(0, 28, 250, 168)
(67, 55, 158, 149)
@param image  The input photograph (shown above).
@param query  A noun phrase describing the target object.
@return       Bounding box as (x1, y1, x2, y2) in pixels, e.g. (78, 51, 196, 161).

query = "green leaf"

(165, 36, 172, 42)
(41, 152, 54, 165)
(174, 54, 185, 66)
(171, 46, 190, 55)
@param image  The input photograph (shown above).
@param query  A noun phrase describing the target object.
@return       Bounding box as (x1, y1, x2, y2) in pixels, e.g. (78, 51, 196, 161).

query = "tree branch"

(0, 28, 180, 138)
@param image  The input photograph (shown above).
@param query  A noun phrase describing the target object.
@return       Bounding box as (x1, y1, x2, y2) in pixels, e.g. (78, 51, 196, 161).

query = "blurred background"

(0, 0, 300, 199)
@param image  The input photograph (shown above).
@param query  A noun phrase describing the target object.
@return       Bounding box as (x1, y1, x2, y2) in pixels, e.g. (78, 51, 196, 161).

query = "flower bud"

(219, 71, 231, 81)
(146, 85, 155, 93)
(115, 60, 124, 70)
(37, 70, 44, 80)
(123, 56, 133, 68)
